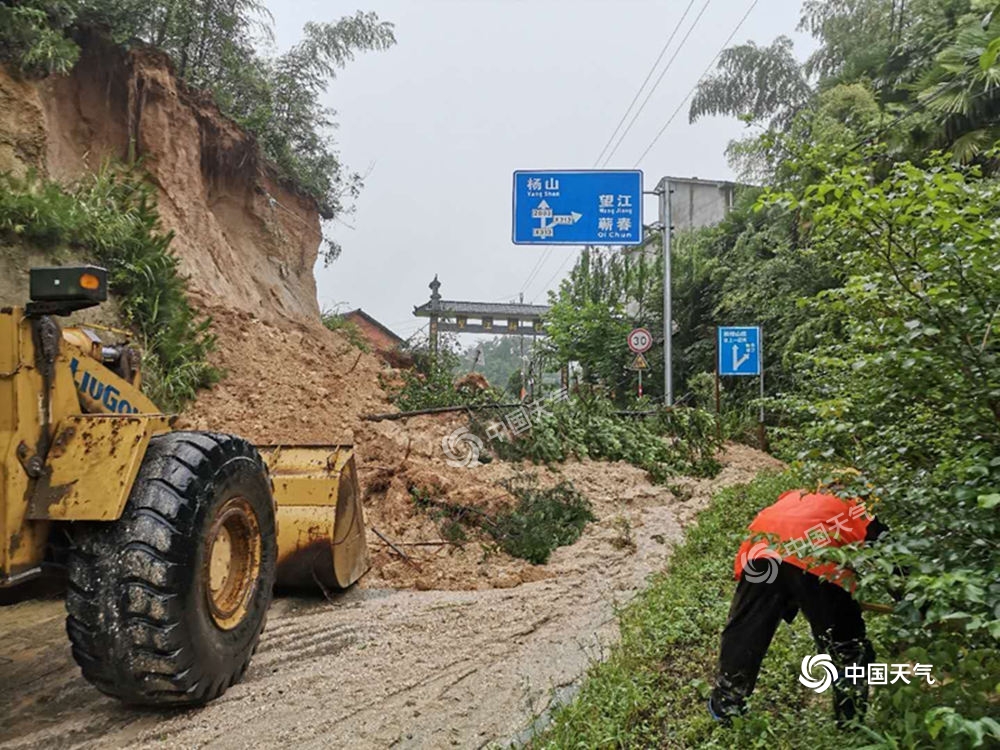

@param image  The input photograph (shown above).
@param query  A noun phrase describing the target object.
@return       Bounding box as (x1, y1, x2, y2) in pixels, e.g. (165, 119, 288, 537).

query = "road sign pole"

(638, 369, 643, 399)
(659, 178, 673, 406)
(758, 327, 767, 450)
(714, 327, 722, 439)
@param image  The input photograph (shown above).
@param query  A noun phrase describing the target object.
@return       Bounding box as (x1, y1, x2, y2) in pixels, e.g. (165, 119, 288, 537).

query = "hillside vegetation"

(538, 2, 1000, 747)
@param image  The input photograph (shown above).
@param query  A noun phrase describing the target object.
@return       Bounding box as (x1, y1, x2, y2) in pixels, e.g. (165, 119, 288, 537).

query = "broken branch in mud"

(414, 494, 502, 532)
(363, 405, 671, 422)
(371, 527, 423, 571)
(362, 403, 522, 421)
(346, 350, 364, 374)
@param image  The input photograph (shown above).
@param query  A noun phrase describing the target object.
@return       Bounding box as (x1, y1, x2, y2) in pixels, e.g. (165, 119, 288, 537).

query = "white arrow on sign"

(732, 345, 751, 371)
(531, 200, 553, 219)
(532, 200, 582, 238)
(550, 212, 583, 226)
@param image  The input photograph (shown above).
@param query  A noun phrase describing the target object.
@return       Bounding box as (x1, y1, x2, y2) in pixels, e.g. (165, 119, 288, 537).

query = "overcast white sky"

(266, 1, 815, 339)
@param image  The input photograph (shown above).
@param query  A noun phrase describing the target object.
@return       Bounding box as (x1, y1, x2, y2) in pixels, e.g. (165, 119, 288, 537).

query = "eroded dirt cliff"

(0, 32, 322, 324)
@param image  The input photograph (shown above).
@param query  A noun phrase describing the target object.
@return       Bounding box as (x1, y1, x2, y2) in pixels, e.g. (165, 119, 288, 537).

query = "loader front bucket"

(258, 445, 369, 591)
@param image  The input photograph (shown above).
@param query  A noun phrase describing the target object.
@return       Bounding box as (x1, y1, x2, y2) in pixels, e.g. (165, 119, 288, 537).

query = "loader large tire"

(65, 432, 277, 706)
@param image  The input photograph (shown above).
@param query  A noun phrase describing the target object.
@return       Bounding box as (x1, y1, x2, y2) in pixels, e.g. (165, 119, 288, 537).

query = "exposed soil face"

(0, 36, 323, 325)
(0, 445, 782, 749)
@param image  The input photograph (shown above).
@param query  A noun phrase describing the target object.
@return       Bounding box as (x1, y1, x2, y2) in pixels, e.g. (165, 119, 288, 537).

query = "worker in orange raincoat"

(708, 486, 888, 725)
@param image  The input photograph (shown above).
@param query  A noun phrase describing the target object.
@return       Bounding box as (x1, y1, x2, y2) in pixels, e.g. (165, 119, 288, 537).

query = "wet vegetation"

(0, 165, 218, 410)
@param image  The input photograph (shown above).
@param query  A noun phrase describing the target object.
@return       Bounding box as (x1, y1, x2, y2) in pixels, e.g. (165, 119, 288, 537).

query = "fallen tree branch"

(860, 601, 894, 615)
(362, 403, 522, 421)
(371, 526, 423, 571)
(346, 350, 364, 374)
(414, 495, 502, 532)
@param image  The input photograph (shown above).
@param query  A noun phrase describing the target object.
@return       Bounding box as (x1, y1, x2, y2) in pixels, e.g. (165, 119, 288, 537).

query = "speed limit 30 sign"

(628, 327, 652, 354)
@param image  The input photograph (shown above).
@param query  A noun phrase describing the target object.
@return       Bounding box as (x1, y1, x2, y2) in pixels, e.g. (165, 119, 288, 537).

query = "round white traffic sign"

(628, 327, 652, 353)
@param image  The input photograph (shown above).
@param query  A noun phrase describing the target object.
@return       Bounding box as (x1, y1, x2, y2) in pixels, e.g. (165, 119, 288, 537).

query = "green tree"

(917, 10, 1000, 160)
(0, 1, 79, 74)
(691, 0, 995, 176)
(689, 36, 811, 129)
(765, 150, 999, 745)
(543, 246, 652, 402)
(459, 336, 529, 396)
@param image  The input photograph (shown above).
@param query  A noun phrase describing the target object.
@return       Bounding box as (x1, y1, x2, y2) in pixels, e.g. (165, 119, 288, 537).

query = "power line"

(518, 249, 552, 295)
(532, 0, 760, 302)
(519, 2, 699, 300)
(632, 0, 760, 167)
(531, 246, 588, 303)
(532, 1, 975, 305)
(601, 0, 713, 168)
(593, 0, 698, 168)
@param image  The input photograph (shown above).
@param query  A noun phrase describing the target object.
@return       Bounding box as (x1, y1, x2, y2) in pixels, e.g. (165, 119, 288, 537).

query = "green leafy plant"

(411, 476, 595, 565)
(387, 342, 504, 411)
(320, 309, 369, 352)
(492, 476, 595, 564)
(471, 394, 722, 481)
(758, 147, 1000, 747)
(535, 472, 1000, 749)
(0, 164, 219, 410)
(0, 3, 395, 262)
(0, 2, 79, 76)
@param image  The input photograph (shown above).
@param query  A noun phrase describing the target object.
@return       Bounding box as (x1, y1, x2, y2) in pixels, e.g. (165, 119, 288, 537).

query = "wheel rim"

(204, 496, 262, 630)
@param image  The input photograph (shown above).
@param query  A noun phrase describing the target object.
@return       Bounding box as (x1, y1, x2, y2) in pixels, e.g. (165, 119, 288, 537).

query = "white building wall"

(667, 178, 736, 231)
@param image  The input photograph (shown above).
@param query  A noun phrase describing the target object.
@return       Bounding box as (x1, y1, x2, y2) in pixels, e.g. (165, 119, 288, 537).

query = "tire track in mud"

(0, 446, 783, 749)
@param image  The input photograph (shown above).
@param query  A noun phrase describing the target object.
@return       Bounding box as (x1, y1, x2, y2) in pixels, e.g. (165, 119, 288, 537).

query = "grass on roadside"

(531, 471, 912, 750)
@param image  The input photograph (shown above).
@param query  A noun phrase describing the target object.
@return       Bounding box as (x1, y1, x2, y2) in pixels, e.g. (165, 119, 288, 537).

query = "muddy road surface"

(0, 446, 781, 749)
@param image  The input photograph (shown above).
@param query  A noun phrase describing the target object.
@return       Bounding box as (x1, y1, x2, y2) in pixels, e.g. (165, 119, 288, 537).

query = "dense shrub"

(0, 165, 218, 410)
(761, 150, 1000, 744)
(471, 394, 722, 481)
(412, 475, 595, 565)
(537, 472, 1000, 749)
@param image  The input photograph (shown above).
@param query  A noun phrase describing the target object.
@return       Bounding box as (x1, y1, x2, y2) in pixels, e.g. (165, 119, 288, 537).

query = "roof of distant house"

(343, 309, 405, 347)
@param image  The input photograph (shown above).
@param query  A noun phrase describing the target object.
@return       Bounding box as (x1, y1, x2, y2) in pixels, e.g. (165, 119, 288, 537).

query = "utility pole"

(658, 178, 673, 406)
(519, 292, 526, 400)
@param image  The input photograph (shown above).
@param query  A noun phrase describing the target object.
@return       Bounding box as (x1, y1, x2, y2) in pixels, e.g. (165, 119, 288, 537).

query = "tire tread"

(65, 431, 274, 706)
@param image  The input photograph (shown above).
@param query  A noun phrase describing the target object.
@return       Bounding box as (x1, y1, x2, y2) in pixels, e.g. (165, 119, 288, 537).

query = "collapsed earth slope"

(0, 31, 321, 323)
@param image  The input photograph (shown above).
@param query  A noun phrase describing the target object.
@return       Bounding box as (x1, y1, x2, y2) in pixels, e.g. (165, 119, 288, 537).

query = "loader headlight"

(29, 266, 108, 307)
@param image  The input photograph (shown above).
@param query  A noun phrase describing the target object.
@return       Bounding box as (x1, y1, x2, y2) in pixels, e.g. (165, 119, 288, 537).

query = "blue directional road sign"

(718, 326, 761, 376)
(512, 170, 643, 245)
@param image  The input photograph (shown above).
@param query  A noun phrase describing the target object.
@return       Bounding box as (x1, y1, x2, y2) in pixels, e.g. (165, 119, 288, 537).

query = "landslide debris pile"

(178, 306, 786, 592)
(178, 305, 554, 590)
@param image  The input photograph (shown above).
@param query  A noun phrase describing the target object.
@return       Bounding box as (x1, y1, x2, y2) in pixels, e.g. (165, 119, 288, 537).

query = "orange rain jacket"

(734, 489, 875, 588)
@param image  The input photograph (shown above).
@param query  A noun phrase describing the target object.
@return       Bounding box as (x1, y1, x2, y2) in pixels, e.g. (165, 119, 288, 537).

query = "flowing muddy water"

(0, 445, 782, 749)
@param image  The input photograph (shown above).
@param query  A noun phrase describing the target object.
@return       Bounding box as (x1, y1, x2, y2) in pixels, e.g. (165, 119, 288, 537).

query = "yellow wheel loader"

(0, 266, 369, 706)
